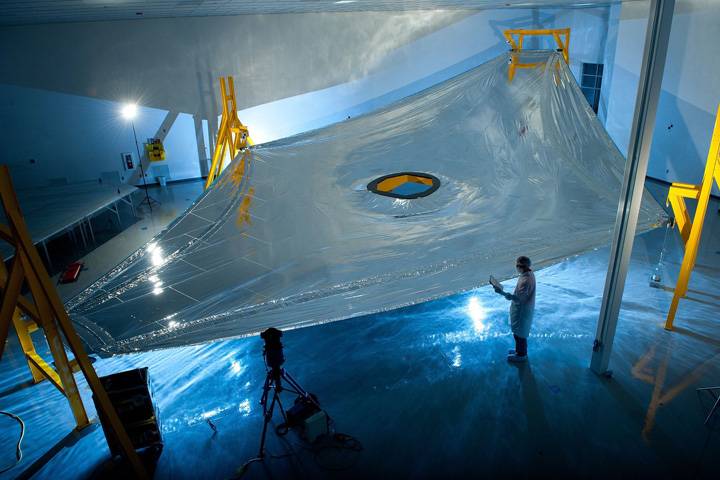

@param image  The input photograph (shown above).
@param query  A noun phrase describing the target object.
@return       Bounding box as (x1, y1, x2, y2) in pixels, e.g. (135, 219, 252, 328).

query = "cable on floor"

(226, 456, 264, 479)
(0, 410, 25, 474)
(227, 412, 362, 480)
(299, 417, 362, 472)
(228, 412, 362, 479)
(226, 440, 302, 479)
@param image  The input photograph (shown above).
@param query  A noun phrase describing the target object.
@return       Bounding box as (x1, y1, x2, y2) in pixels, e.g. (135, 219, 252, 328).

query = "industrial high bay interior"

(1, 0, 720, 479)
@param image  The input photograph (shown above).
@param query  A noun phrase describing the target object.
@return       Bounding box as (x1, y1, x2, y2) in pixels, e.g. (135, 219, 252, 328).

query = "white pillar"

(591, 0, 675, 375)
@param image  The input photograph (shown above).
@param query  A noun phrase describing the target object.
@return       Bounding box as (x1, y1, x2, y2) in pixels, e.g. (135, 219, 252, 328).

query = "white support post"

(591, 0, 675, 375)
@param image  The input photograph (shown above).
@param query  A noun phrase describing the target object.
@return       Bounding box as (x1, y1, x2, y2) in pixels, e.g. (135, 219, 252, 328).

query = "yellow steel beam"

(215, 131, 230, 181)
(666, 182, 706, 246)
(667, 194, 692, 245)
(25, 352, 64, 390)
(0, 165, 149, 479)
(25, 318, 38, 333)
(508, 54, 517, 83)
(228, 77, 239, 116)
(205, 117, 229, 190)
(0, 260, 41, 324)
(506, 50, 546, 83)
(68, 358, 82, 373)
(0, 250, 25, 360)
(504, 29, 569, 83)
(12, 309, 47, 384)
(668, 182, 701, 197)
(7, 207, 90, 428)
(7, 280, 66, 389)
(503, 28, 570, 64)
(0, 223, 14, 245)
(204, 77, 252, 190)
(665, 103, 720, 330)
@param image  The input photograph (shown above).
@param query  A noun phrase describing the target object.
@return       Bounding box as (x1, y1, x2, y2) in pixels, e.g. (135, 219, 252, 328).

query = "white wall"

(603, 2, 649, 160)
(0, 8, 611, 189)
(603, 0, 720, 192)
(0, 84, 170, 186)
(597, 3, 622, 125)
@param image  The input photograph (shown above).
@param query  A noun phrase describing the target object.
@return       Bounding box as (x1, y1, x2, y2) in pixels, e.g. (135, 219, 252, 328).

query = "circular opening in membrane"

(367, 172, 440, 199)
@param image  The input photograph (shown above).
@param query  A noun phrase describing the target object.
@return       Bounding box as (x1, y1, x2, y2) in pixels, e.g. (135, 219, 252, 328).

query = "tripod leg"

(283, 370, 322, 410)
(258, 391, 277, 458)
(705, 393, 720, 425)
(274, 393, 288, 425)
(258, 369, 318, 458)
(259, 374, 272, 407)
(281, 370, 308, 396)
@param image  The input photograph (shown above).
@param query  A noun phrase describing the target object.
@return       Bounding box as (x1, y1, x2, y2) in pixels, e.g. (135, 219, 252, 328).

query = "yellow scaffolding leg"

(205, 76, 253, 190)
(11, 309, 47, 384)
(666, 183, 699, 246)
(0, 165, 149, 479)
(664, 103, 720, 330)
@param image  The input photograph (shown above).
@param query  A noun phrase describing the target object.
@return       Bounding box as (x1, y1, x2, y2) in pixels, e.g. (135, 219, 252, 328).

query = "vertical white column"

(590, 0, 675, 375)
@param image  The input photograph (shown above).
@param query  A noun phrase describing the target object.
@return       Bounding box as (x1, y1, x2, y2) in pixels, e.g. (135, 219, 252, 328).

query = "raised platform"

(0, 180, 137, 268)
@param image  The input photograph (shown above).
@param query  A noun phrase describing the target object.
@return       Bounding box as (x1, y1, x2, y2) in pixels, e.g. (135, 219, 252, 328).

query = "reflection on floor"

(1, 179, 719, 479)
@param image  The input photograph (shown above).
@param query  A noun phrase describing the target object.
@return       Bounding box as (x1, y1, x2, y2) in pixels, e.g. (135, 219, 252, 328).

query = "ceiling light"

(121, 103, 137, 120)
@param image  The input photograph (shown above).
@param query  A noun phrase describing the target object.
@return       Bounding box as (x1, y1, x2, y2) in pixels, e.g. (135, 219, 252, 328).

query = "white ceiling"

(1, 1, 633, 27)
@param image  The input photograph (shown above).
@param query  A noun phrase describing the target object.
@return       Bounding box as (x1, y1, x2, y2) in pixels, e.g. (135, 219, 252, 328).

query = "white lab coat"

(504, 270, 536, 338)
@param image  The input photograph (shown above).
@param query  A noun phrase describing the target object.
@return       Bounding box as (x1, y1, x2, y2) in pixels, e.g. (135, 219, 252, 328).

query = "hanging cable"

(0, 411, 25, 474)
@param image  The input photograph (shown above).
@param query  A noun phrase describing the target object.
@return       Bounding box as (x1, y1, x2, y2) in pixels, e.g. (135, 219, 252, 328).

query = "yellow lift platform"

(664, 102, 720, 330)
(205, 76, 253, 190)
(0, 165, 149, 479)
(503, 28, 570, 83)
(147, 139, 166, 162)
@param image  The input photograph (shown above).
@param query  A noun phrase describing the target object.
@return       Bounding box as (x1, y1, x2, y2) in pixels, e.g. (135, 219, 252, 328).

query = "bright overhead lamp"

(121, 103, 137, 120)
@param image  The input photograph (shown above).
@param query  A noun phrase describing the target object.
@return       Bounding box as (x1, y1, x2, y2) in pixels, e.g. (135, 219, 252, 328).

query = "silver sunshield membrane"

(67, 51, 666, 355)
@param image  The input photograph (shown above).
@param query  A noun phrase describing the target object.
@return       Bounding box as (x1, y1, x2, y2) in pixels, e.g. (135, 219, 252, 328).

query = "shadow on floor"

(15, 423, 100, 480)
(84, 445, 163, 480)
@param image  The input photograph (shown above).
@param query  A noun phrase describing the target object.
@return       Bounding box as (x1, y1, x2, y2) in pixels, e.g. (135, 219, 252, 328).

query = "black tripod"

(258, 365, 318, 458)
(130, 120, 161, 213)
(257, 328, 320, 459)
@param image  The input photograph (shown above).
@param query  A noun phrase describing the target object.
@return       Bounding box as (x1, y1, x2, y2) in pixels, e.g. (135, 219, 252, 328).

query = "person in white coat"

(494, 256, 536, 363)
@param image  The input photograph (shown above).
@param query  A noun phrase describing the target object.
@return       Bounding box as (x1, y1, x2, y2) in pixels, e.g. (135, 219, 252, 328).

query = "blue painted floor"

(1, 179, 719, 479)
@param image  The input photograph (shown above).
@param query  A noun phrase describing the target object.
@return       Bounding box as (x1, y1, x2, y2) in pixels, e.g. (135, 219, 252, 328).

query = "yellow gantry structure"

(664, 102, 720, 330)
(0, 165, 149, 479)
(504, 28, 570, 83)
(204, 76, 254, 190)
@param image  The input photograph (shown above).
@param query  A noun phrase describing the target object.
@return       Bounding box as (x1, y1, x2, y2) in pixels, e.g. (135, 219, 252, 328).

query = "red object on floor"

(60, 262, 83, 284)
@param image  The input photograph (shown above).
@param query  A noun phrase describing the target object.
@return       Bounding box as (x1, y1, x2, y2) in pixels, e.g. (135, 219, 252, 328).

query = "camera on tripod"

(257, 328, 328, 458)
(261, 327, 285, 371)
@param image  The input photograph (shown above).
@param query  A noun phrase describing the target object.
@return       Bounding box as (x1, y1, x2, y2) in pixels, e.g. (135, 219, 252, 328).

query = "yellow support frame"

(0, 165, 149, 479)
(664, 103, 720, 330)
(504, 28, 570, 83)
(204, 76, 254, 190)
(11, 307, 68, 388)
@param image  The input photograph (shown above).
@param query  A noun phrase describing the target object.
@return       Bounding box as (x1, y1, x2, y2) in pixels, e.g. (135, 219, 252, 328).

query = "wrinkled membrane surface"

(66, 51, 666, 355)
